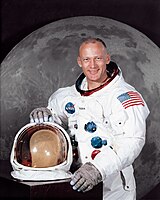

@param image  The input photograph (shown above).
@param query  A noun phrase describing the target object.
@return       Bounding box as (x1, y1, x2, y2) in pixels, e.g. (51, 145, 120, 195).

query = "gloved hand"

(70, 162, 102, 192)
(30, 107, 53, 123)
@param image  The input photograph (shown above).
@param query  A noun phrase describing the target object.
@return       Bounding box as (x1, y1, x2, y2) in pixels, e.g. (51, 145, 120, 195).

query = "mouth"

(89, 69, 99, 75)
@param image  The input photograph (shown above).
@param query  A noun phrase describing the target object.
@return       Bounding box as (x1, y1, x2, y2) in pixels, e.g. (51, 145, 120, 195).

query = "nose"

(90, 59, 96, 68)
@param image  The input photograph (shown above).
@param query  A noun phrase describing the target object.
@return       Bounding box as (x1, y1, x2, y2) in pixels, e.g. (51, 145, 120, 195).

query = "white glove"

(30, 107, 53, 123)
(70, 162, 102, 192)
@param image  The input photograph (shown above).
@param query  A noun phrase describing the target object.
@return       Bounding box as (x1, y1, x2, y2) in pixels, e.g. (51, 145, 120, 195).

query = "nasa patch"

(65, 102, 75, 114)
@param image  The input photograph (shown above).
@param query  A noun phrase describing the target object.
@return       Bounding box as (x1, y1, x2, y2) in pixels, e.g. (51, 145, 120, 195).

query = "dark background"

(1, 0, 160, 63)
(1, 0, 160, 199)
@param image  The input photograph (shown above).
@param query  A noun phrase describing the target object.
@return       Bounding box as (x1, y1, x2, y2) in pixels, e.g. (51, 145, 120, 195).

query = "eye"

(83, 58, 89, 62)
(95, 57, 102, 61)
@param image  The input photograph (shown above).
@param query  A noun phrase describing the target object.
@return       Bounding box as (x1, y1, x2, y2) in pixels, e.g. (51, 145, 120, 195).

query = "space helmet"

(10, 122, 73, 181)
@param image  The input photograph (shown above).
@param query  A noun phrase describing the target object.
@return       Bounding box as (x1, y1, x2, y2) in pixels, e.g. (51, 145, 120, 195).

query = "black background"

(1, 0, 160, 199)
(1, 0, 160, 63)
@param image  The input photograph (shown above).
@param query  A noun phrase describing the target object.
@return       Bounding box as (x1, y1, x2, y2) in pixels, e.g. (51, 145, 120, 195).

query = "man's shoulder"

(56, 85, 76, 94)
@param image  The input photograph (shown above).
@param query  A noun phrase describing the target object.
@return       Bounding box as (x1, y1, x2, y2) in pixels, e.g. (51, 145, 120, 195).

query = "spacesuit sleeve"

(91, 92, 150, 180)
(47, 88, 68, 130)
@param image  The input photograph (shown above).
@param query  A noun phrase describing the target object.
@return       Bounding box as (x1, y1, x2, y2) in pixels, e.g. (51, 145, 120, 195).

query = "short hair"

(80, 37, 107, 49)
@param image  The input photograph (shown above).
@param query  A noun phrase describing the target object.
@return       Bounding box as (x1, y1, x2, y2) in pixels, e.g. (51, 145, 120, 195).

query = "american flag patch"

(117, 91, 144, 109)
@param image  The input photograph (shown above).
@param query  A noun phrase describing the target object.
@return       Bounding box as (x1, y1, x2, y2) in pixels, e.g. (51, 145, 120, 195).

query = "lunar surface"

(1, 16, 160, 199)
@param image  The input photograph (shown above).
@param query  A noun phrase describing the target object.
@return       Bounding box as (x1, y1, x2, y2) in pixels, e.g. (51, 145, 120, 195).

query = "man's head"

(77, 38, 111, 90)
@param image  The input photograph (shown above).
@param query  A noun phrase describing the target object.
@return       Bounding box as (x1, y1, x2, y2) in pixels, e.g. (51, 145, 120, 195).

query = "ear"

(105, 54, 111, 64)
(77, 56, 82, 67)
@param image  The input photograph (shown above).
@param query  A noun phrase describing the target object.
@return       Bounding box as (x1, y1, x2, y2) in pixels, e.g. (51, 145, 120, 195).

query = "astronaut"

(30, 38, 150, 199)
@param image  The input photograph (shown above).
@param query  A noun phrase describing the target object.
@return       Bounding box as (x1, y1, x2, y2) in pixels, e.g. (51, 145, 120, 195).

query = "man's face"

(77, 41, 110, 89)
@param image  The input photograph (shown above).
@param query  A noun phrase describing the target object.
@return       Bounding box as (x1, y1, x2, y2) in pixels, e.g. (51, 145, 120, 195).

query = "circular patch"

(65, 102, 75, 114)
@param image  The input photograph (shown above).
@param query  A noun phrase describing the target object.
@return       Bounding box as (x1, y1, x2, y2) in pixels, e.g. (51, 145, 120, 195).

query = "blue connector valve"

(91, 136, 107, 149)
(84, 121, 97, 133)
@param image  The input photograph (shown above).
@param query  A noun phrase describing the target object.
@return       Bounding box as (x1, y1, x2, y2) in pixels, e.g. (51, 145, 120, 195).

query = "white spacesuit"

(47, 62, 150, 200)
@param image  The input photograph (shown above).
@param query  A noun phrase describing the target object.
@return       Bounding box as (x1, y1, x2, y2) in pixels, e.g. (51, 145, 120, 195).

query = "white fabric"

(47, 70, 149, 199)
(11, 169, 72, 181)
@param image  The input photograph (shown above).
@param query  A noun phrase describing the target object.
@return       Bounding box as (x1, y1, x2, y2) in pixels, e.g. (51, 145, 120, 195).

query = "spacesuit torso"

(48, 63, 150, 200)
